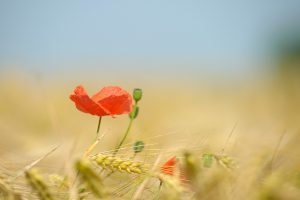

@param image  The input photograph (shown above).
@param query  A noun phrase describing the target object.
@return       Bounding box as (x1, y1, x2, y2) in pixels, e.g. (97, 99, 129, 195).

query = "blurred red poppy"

(160, 156, 177, 176)
(160, 156, 189, 184)
(70, 85, 133, 117)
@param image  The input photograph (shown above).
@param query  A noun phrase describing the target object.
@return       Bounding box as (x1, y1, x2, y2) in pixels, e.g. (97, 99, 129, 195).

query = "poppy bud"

(129, 105, 139, 119)
(133, 88, 142, 102)
(133, 141, 144, 153)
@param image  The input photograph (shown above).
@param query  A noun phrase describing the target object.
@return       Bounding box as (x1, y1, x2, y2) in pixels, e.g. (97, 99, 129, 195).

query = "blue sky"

(0, 0, 299, 74)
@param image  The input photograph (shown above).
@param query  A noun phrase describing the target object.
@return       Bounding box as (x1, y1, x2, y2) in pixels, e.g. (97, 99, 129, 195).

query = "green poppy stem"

(113, 117, 134, 155)
(113, 88, 142, 156)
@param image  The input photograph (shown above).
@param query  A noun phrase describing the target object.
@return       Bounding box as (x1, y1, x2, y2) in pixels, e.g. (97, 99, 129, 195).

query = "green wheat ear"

(184, 151, 200, 180)
(48, 174, 69, 190)
(201, 153, 237, 170)
(75, 159, 106, 198)
(25, 168, 54, 200)
(215, 154, 237, 170)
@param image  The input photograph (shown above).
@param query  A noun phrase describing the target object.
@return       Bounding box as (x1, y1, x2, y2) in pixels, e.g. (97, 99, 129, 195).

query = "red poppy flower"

(70, 85, 133, 117)
(160, 156, 177, 176)
(160, 156, 189, 184)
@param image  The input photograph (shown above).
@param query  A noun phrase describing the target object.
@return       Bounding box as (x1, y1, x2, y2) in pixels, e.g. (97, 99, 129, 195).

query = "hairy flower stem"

(113, 118, 134, 156)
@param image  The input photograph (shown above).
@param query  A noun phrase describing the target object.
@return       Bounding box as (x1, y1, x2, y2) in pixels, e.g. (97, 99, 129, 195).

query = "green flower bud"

(129, 105, 139, 119)
(133, 88, 142, 102)
(133, 141, 144, 153)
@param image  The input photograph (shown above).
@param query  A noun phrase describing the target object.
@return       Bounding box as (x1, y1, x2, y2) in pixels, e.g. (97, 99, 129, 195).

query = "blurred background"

(1, 0, 300, 79)
(0, 0, 300, 174)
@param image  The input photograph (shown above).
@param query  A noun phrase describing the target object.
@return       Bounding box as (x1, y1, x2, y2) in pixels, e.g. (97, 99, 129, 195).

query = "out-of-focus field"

(0, 70, 300, 199)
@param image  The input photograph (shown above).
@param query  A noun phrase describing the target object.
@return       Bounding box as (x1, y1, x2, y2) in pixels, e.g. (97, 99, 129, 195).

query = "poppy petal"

(70, 85, 109, 116)
(91, 86, 133, 116)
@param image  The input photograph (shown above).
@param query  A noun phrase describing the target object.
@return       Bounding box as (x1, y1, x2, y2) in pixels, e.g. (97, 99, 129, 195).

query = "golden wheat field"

(1, 1, 300, 199)
(0, 70, 300, 200)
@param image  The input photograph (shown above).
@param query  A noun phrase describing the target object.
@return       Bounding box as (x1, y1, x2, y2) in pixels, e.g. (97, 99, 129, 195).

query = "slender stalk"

(96, 116, 102, 138)
(221, 121, 238, 154)
(270, 130, 286, 172)
(83, 138, 101, 157)
(84, 116, 103, 157)
(113, 118, 134, 155)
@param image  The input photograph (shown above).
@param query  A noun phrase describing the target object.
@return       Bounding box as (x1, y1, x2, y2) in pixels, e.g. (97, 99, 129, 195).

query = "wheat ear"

(25, 169, 54, 200)
(91, 154, 148, 174)
(0, 175, 22, 200)
(75, 159, 106, 198)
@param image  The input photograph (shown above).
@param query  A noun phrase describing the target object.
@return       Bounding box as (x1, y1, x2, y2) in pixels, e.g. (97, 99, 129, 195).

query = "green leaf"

(202, 153, 214, 168)
(133, 141, 145, 153)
